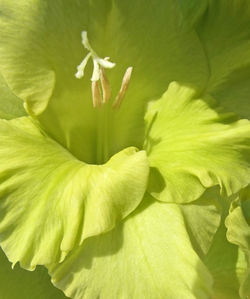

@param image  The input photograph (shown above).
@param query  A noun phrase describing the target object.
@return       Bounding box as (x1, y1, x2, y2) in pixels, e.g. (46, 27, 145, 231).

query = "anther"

(112, 67, 133, 109)
(91, 81, 102, 108)
(100, 67, 111, 103)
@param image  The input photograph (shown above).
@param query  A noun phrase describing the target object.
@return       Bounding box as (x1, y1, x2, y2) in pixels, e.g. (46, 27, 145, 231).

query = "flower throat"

(75, 31, 133, 163)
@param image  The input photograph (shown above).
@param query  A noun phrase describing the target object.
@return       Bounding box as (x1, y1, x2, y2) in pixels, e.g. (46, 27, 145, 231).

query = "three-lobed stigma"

(75, 31, 132, 109)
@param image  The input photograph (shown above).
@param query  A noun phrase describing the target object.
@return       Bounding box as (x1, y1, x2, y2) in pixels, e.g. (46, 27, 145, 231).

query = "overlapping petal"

(179, 0, 250, 119)
(198, 0, 250, 119)
(204, 215, 248, 299)
(0, 72, 26, 120)
(145, 82, 250, 203)
(49, 194, 213, 299)
(0, 117, 149, 270)
(225, 190, 250, 298)
(180, 187, 221, 257)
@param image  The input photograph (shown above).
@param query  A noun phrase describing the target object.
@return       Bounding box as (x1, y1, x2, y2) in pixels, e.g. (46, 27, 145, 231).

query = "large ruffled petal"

(145, 82, 250, 203)
(0, 117, 149, 270)
(49, 195, 213, 299)
(0, 0, 208, 163)
(0, 248, 67, 299)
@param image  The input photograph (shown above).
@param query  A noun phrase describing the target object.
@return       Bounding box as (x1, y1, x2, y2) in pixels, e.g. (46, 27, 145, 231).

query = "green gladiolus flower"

(0, 0, 250, 298)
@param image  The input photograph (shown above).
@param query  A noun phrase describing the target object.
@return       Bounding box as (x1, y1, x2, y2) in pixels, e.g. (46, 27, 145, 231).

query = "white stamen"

(112, 67, 133, 109)
(91, 81, 102, 108)
(100, 67, 111, 103)
(91, 59, 101, 82)
(76, 31, 135, 109)
(75, 31, 115, 83)
(96, 57, 116, 69)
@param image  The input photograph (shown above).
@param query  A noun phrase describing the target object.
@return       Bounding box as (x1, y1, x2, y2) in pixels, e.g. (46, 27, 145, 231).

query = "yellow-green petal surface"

(0, 117, 149, 270)
(49, 195, 213, 299)
(145, 82, 250, 203)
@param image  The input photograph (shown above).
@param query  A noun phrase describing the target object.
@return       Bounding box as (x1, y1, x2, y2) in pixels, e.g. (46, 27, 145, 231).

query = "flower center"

(75, 31, 133, 109)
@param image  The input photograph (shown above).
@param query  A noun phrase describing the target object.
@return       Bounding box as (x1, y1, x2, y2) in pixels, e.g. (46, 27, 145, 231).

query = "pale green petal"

(0, 0, 56, 116)
(211, 67, 250, 120)
(200, 0, 250, 115)
(203, 0, 250, 120)
(225, 192, 250, 299)
(0, 248, 67, 299)
(180, 187, 221, 257)
(145, 82, 250, 203)
(49, 195, 212, 299)
(204, 216, 248, 299)
(0, 117, 149, 270)
(0, 71, 26, 119)
(178, 0, 208, 28)
(0, 0, 208, 164)
(178, 0, 250, 119)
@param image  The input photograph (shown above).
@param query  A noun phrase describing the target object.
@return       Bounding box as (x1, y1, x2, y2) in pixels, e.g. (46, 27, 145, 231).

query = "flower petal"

(49, 194, 213, 299)
(0, 117, 149, 270)
(204, 213, 248, 299)
(211, 67, 250, 120)
(177, 0, 208, 28)
(180, 0, 250, 119)
(0, 0, 208, 163)
(0, 248, 66, 299)
(225, 191, 250, 299)
(180, 187, 221, 257)
(204, 0, 250, 120)
(145, 82, 250, 203)
(0, 71, 26, 120)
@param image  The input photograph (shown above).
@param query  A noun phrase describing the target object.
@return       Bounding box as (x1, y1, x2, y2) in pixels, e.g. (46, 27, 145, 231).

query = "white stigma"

(75, 31, 132, 108)
(75, 52, 91, 79)
(75, 31, 115, 82)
